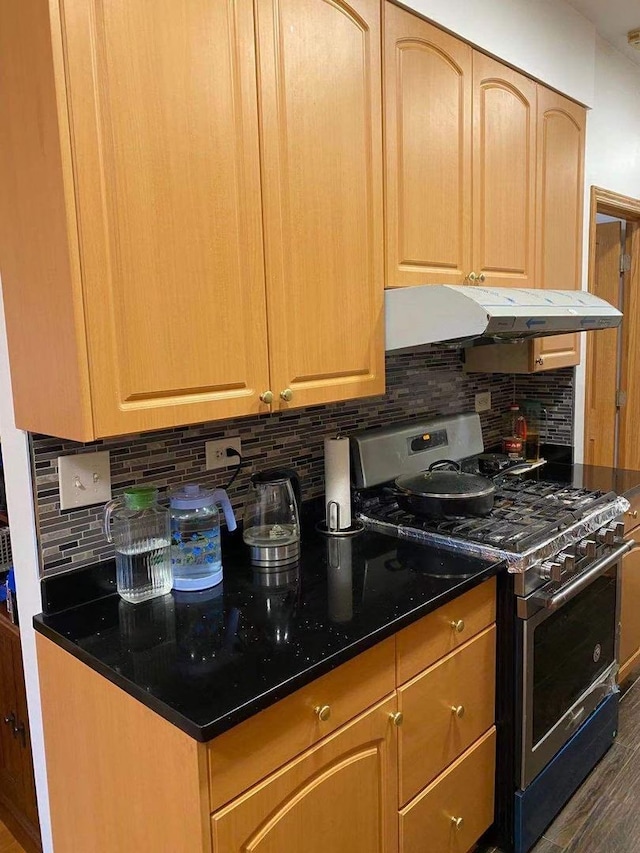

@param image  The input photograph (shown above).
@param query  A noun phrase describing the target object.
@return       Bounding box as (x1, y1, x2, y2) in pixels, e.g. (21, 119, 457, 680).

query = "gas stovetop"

(350, 412, 629, 573)
(355, 479, 619, 555)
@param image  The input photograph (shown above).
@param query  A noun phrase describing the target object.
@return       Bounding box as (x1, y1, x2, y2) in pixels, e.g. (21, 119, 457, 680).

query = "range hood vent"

(385, 285, 622, 351)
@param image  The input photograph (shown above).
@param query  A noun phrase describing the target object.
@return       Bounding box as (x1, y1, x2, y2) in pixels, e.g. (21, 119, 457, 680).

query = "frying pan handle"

(492, 461, 541, 483)
(428, 459, 462, 472)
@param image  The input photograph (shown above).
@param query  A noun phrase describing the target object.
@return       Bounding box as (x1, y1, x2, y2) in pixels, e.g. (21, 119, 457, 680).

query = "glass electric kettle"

(242, 469, 301, 568)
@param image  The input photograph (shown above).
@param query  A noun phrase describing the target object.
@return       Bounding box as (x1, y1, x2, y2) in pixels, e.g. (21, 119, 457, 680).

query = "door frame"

(584, 187, 640, 467)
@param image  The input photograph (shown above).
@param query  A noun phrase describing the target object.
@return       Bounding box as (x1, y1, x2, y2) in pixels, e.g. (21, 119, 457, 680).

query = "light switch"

(58, 451, 112, 510)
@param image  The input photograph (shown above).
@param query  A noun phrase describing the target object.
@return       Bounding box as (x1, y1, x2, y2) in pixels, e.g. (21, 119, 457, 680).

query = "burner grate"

(355, 480, 619, 554)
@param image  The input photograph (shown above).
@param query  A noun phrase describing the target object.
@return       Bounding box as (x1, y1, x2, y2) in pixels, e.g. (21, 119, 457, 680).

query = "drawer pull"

(628, 510, 638, 519)
(450, 816, 464, 830)
(451, 705, 465, 719)
(450, 619, 465, 633)
(314, 705, 331, 722)
(389, 711, 404, 727)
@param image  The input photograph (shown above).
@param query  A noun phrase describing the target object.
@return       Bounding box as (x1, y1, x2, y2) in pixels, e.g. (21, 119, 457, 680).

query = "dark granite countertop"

(34, 514, 502, 742)
(534, 461, 640, 500)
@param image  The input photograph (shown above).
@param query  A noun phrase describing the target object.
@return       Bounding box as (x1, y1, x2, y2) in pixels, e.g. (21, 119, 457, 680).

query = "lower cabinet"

(398, 625, 496, 805)
(400, 728, 496, 853)
(36, 577, 497, 853)
(620, 521, 640, 681)
(0, 613, 40, 853)
(211, 697, 399, 853)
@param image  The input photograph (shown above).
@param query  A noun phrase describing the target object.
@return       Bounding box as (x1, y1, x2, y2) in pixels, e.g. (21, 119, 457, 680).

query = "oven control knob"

(577, 538, 597, 559)
(557, 552, 576, 573)
(598, 523, 624, 545)
(539, 560, 562, 583)
(597, 527, 613, 545)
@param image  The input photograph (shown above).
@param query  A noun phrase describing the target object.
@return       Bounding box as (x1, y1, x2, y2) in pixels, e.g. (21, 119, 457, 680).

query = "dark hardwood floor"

(482, 674, 640, 853)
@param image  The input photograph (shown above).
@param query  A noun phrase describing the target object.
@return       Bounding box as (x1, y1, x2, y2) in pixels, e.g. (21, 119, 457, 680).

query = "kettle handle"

(251, 468, 302, 510)
(210, 489, 238, 532)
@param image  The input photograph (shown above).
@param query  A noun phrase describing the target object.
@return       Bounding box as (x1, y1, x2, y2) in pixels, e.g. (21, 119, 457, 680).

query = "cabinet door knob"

(389, 711, 404, 727)
(628, 510, 638, 519)
(315, 705, 331, 722)
(451, 816, 464, 830)
(3, 712, 15, 727)
(535, 357, 544, 366)
(478, 273, 486, 282)
(280, 388, 294, 402)
(13, 721, 25, 746)
(260, 390, 274, 404)
(450, 619, 465, 633)
(451, 705, 465, 719)
(467, 272, 477, 283)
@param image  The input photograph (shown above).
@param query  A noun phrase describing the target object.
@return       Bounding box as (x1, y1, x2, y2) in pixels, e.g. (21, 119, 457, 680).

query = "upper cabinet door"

(533, 88, 586, 370)
(384, 3, 472, 287)
(472, 53, 536, 288)
(61, 0, 271, 436)
(255, 0, 385, 410)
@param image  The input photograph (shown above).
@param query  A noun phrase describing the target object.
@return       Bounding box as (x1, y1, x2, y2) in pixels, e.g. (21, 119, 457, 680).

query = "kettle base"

(249, 541, 300, 569)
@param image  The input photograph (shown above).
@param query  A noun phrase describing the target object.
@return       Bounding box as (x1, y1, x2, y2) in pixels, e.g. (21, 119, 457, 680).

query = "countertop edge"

(33, 561, 502, 743)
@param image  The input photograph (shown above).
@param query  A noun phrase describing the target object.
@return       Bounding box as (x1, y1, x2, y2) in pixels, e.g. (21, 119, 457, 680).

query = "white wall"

(574, 36, 640, 462)
(0, 281, 53, 852)
(401, 0, 596, 105)
(587, 37, 640, 199)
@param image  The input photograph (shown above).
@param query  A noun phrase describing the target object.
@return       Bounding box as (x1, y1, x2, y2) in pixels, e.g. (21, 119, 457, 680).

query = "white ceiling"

(565, 0, 640, 66)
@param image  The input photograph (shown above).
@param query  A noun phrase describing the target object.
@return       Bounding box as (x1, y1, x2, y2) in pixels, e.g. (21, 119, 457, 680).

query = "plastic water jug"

(169, 484, 237, 590)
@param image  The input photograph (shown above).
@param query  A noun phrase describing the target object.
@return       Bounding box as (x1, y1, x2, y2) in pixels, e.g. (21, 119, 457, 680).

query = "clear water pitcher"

(103, 486, 172, 604)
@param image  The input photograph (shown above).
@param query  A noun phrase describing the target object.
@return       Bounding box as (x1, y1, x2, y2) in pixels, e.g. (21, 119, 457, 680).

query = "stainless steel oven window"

(519, 557, 622, 789)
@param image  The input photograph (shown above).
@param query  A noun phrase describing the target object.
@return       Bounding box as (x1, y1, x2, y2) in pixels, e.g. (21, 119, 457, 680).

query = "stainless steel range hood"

(385, 285, 622, 351)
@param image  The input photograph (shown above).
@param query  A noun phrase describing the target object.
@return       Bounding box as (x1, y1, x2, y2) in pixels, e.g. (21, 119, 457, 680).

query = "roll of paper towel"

(324, 436, 351, 530)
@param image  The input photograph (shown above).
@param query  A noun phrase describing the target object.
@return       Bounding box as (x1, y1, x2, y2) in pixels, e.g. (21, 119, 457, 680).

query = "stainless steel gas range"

(350, 412, 631, 853)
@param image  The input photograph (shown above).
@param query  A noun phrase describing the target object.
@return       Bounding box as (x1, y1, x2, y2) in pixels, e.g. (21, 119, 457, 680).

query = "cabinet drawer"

(207, 637, 395, 812)
(396, 578, 496, 684)
(624, 491, 640, 535)
(400, 727, 496, 853)
(398, 624, 495, 805)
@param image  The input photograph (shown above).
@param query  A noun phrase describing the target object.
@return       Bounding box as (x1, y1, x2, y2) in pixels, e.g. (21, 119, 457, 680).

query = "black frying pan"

(393, 459, 534, 518)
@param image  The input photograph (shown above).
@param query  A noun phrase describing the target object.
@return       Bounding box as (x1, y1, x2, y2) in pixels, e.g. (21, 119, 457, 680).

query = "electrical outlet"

(205, 437, 242, 470)
(58, 451, 112, 510)
(475, 391, 492, 413)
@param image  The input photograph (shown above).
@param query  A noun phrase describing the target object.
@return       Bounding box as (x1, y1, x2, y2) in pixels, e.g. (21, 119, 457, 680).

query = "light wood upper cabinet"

(533, 87, 586, 370)
(211, 697, 399, 853)
(472, 53, 536, 288)
(383, 7, 536, 290)
(384, 4, 472, 287)
(62, 0, 271, 438)
(0, 0, 384, 440)
(256, 0, 384, 409)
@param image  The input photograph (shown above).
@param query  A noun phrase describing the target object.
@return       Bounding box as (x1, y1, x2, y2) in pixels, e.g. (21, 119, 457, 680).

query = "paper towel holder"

(315, 500, 364, 538)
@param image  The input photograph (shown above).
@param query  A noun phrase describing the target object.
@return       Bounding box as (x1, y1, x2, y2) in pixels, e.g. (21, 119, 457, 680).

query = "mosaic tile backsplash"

(30, 347, 574, 575)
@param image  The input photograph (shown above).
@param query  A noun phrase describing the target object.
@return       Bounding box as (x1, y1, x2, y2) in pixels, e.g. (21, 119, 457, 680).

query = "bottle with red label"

(502, 404, 527, 459)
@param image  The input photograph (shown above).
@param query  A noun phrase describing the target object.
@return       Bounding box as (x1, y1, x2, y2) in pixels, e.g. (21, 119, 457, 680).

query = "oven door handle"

(533, 540, 633, 611)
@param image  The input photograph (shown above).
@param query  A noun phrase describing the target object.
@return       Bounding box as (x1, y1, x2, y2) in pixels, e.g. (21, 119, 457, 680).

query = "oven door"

(518, 542, 628, 789)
